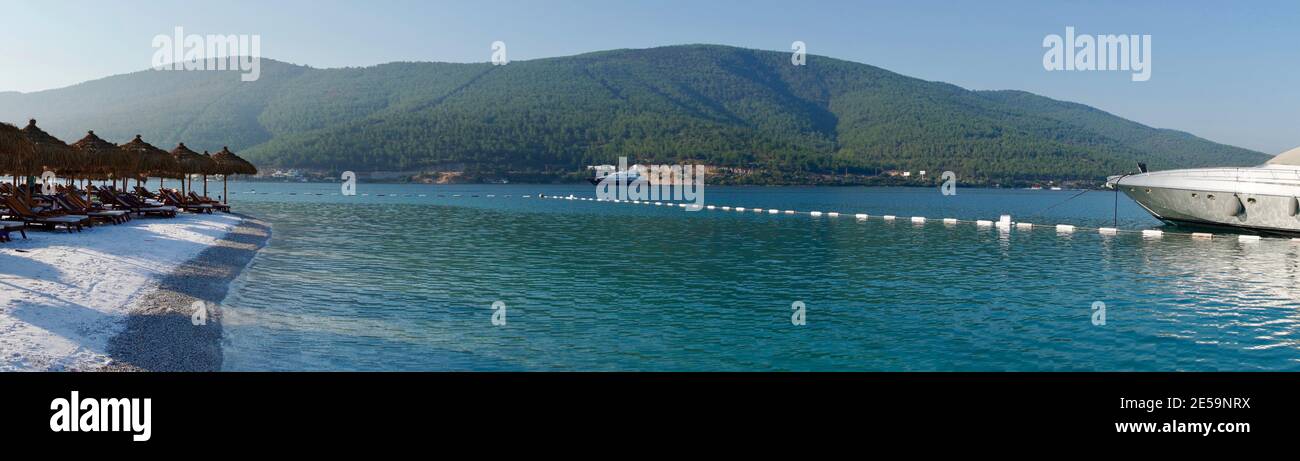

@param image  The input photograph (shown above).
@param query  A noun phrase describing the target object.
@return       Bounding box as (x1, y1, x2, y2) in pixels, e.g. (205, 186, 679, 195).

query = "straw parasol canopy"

(120, 134, 179, 183)
(170, 142, 208, 174)
(0, 122, 36, 177)
(19, 119, 80, 177)
(211, 146, 257, 175)
(170, 142, 211, 195)
(70, 130, 132, 180)
(210, 146, 257, 203)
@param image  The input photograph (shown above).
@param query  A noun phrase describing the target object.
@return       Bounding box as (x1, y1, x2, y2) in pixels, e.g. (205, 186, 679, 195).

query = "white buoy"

(827, 212, 840, 217)
(706, 205, 716, 210)
(1142, 229, 1163, 238)
(943, 218, 958, 225)
(1239, 235, 1262, 242)
(810, 211, 823, 217)
(1056, 224, 1076, 233)
(721, 206, 731, 210)
(883, 215, 896, 221)
(736, 207, 745, 212)
(976, 220, 993, 227)
(911, 217, 926, 224)
(785, 210, 796, 214)
(1015, 222, 1033, 230)
(1099, 227, 1118, 235)
(1192, 232, 1213, 239)
(654, 202, 663, 206)
(855, 213, 869, 220)
(769, 209, 780, 214)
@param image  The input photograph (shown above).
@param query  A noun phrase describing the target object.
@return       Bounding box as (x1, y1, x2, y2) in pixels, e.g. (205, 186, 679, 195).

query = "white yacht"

(1107, 147, 1300, 235)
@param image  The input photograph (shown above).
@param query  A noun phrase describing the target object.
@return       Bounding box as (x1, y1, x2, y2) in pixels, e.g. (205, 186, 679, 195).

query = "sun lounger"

(3, 195, 90, 233)
(52, 195, 128, 225)
(94, 189, 178, 218)
(188, 192, 231, 212)
(134, 186, 160, 200)
(159, 190, 212, 213)
(0, 220, 26, 242)
(65, 192, 131, 223)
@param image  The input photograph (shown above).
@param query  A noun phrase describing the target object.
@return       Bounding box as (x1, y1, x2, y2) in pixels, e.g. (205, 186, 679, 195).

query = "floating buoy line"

(229, 190, 1292, 242)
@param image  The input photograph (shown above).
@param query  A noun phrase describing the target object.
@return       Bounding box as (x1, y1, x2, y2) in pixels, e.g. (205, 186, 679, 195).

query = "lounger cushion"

(41, 216, 88, 223)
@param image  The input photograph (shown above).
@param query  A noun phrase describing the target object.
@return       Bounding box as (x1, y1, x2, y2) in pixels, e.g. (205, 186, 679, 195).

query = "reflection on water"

(218, 183, 1300, 370)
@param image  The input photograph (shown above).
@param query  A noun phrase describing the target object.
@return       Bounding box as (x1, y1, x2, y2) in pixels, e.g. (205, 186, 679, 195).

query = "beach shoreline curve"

(99, 214, 272, 372)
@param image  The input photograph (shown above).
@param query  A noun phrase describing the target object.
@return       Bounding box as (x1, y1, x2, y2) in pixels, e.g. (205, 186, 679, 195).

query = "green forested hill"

(0, 45, 1268, 183)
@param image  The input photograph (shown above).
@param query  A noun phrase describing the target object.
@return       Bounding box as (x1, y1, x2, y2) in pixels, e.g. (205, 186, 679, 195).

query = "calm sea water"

(216, 182, 1300, 371)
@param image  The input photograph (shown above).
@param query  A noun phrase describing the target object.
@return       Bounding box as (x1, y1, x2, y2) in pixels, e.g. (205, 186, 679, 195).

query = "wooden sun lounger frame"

(64, 192, 131, 223)
(94, 189, 179, 218)
(0, 220, 26, 242)
(51, 195, 128, 225)
(188, 191, 231, 212)
(2, 195, 90, 233)
(159, 189, 213, 214)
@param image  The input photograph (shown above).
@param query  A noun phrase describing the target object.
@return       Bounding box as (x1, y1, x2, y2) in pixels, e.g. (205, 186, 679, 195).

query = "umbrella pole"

(203, 174, 208, 197)
(223, 176, 228, 204)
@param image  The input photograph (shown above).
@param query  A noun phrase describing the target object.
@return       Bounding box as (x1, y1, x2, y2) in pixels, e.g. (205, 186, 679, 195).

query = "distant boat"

(1108, 147, 1300, 235)
(1050, 186, 1063, 191)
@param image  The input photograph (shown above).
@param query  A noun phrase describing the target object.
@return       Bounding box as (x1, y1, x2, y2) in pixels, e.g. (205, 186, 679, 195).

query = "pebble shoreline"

(98, 214, 272, 372)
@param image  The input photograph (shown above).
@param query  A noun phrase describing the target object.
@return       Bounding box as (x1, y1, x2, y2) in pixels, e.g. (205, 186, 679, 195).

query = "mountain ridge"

(0, 45, 1269, 184)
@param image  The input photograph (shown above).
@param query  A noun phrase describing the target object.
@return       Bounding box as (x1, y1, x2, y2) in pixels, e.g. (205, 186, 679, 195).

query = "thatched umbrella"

(19, 119, 81, 198)
(170, 143, 208, 196)
(1, 122, 36, 183)
(70, 130, 132, 186)
(20, 120, 86, 184)
(120, 135, 178, 192)
(211, 146, 257, 204)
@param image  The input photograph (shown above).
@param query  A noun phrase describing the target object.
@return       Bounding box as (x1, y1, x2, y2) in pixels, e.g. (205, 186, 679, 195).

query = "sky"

(1, 0, 1296, 153)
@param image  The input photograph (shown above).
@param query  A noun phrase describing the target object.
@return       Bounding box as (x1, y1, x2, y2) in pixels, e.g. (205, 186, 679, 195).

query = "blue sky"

(2, 0, 1296, 153)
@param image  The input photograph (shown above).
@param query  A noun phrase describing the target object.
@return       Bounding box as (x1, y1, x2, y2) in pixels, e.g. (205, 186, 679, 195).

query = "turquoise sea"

(216, 182, 1300, 371)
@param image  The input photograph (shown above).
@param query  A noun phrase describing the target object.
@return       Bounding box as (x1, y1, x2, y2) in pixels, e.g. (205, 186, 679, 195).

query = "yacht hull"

(1110, 166, 1300, 235)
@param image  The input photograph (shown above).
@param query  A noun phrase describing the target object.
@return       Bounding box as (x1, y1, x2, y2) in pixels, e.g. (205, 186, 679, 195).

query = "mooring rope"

(1038, 188, 1092, 214)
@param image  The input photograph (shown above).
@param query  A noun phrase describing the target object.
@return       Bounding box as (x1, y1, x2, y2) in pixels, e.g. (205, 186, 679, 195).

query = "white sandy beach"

(0, 213, 242, 371)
